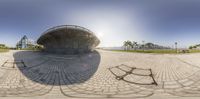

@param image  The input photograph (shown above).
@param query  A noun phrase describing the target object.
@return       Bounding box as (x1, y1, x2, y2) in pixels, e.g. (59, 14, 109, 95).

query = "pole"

(175, 42, 177, 53)
(142, 40, 145, 52)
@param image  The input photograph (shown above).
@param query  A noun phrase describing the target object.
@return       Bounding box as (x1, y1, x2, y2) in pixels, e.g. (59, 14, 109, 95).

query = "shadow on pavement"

(13, 50, 101, 86)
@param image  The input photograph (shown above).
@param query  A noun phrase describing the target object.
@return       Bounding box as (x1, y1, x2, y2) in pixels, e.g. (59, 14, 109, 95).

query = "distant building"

(16, 35, 29, 49)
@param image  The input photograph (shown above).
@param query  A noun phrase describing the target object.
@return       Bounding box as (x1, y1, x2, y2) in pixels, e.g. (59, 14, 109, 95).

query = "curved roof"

(37, 25, 100, 45)
(42, 25, 95, 36)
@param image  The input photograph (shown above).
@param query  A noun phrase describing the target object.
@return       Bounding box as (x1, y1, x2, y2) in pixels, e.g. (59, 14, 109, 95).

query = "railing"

(41, 25, 94, 36)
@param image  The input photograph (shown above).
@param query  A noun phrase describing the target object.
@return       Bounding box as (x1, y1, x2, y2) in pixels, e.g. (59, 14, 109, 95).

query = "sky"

(0, 0, 200, 48)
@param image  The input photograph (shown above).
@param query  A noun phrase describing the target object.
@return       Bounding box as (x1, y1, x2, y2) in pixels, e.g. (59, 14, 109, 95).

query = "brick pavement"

(0, 50, 200, 98)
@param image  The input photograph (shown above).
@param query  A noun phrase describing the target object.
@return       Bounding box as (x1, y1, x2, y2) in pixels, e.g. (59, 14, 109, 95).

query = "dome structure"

(37, 25, 100, 54)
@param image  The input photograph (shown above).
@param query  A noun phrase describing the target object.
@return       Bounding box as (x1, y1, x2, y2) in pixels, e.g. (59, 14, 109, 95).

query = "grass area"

(0, 49, 9, 53)
(111, 49, 200, 54)
(111, 49, 177, 54)
(189, 50, 200, 53)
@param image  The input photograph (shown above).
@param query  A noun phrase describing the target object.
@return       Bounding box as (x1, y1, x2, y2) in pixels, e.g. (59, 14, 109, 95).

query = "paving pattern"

(1, 50, 200, 98)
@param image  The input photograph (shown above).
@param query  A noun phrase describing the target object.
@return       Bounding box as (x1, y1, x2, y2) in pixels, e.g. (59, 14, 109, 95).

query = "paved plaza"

(1, 50, 200, 99)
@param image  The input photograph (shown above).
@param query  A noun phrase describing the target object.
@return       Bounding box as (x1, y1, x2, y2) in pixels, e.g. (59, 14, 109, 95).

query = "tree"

(127, 41, 132, 50)
(189, 46, 193, 49)
(145, 43, 154, 49)
(123, 40, 132, 50)
(123, 41, 129, 50)
(0, 44, 8, 49)
(132, 41, 138, 50)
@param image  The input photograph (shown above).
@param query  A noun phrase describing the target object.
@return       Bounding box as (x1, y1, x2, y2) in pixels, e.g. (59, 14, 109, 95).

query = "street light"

(142, 40, 145, 51)
(175, 42, 178, 53)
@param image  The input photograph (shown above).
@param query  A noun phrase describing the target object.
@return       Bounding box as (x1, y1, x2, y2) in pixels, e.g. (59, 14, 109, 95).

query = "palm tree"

(132, 41, 138, 50)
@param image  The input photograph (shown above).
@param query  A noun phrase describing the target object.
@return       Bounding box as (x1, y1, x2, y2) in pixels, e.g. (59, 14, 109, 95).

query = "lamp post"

(142, 40, 145, 51)
(175, 42, 178, 53)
